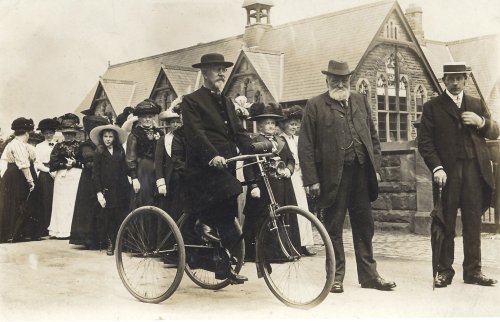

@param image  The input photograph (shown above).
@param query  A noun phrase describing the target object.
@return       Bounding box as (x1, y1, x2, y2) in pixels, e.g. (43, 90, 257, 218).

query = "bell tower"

(242, 0, 274, 47)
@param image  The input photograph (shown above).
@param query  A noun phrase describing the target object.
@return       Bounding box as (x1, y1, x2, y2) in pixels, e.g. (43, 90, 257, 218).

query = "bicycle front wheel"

(256, 206, 335, 309)
(115, 206, 186, 303)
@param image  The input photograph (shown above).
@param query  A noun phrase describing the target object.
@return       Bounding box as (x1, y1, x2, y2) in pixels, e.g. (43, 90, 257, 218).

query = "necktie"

(455, 96, 461, 108)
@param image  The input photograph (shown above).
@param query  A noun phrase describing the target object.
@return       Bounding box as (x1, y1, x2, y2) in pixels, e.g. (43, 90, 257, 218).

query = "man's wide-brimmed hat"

(443, 62, 468, 75)
(133, 99, 161, 116)
(11, 117, 35, 131)
(192, 53, 234, 69)
(321, 59, 353, 76)
(282, 105, 303, 121)
(90, 124, 128, 145)
(248, 102, 283, 121)
(37, 118, 59, 131)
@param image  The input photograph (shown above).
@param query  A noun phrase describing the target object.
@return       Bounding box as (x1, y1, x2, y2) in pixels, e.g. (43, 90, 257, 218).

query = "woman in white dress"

(47, 114, 83, 239)
(279, 105, 315, 255)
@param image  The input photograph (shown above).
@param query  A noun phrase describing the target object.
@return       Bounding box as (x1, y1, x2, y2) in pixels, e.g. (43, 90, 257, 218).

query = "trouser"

(323, 159, 379, 284)
(439, 158, 484, 279)
(195, 196, 241, 278)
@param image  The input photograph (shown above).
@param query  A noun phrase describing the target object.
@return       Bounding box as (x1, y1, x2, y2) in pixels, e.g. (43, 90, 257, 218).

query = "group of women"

(0, 96, 314, 261)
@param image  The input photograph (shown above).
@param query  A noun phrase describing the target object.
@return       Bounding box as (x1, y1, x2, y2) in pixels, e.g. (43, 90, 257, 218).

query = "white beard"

(329, 88, 350, 101)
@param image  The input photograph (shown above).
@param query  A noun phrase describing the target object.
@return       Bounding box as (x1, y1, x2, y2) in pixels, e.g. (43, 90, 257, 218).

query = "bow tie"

(49, 142, 54, 146)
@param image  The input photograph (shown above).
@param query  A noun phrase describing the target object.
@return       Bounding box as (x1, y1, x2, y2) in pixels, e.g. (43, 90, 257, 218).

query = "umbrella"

(10, 191, 35, 242)
(430, 188, 445, 290)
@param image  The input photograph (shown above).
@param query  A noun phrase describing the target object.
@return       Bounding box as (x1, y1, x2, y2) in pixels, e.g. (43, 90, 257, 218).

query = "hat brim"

(89, 124, 128, 145)
(443, 71, 468, 75)
(321, 70, 354, 76)
(133, 107, 160, 116)
(60, 128, 80, 133)
(248, 114, 284, 121)
(192, 61, 234, 69)
(158, 112, 181, 121)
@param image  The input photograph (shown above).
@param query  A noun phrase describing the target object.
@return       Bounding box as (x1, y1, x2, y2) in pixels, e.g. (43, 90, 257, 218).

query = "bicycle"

(115, 152, 335, 309)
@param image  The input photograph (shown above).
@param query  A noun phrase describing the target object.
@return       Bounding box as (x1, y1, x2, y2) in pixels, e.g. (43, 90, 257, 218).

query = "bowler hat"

(248, 102, 283, 121)
(321, 60, 353, 76)
(443, 62, 468, 75)
(37, 118, 59, 131)
(90, 124, 128, 145)
(11, 117, 35, 131)
(192, 53, 234, 69)
(133, 99, 161, 116)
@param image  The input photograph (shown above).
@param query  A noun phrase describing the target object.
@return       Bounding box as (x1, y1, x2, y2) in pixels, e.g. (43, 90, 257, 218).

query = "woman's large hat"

(11, 117, 35, 131)
(158, 108, 180, 121)
(282, 105, 303, 121)
(192, 53, 234, 69)
(248, 102, 283, 121)
(133, 99, 161, 116)
(37, 118, 59, 131)
(115, 106, 135, 127)
(83, 115, 110, 135)
(58, 113, 82, 133)
(90, 124, 128, 145)
(321, 59, 353, 76)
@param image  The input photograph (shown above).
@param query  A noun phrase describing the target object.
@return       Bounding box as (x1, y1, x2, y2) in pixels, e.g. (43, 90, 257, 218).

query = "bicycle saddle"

(194, 219, 221, 243)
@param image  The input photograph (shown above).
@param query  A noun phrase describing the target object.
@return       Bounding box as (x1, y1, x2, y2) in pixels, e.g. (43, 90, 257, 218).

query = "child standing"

(90, 124, 129, 255)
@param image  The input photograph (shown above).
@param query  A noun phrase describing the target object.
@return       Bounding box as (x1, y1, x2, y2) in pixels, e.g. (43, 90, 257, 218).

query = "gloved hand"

(132, 179, 141, 193)
(158, 185, 167, 196)
(250, 187, 261, 198)
(28, 181, 35, 192)
(97, 192, 106, 208)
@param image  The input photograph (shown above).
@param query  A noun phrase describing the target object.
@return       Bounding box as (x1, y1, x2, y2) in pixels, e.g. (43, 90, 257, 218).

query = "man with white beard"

(298, 60, 396, 293)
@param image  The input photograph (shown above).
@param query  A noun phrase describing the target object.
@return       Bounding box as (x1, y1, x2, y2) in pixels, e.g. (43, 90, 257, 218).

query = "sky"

(0, 0, 499, 137)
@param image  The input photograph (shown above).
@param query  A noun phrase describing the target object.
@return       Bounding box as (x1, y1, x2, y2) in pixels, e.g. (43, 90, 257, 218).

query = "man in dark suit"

(298, 60, 396, 293)
(181, 53, 253, 284)
(418, 62, 499, 288)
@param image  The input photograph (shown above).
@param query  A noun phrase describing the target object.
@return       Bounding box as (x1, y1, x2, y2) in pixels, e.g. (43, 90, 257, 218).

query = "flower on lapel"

(234, 96, 251, 119)
(153, 132, 161, 140)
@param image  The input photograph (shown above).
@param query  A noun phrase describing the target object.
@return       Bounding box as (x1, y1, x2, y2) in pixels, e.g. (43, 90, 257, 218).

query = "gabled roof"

(101, 78, 136, 115)
(256, 0, 395, 101)
(161, 65, 200, 96)
(75, 82, 99, 115)
(244, 49, 283, 101)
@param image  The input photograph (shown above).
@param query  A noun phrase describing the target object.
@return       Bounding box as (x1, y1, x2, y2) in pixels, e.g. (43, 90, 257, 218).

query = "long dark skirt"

(130, 158, 156, 210)
(70, 168, 99, 248)
(33, 171, 54, 237)
(0, 163, 40, 243)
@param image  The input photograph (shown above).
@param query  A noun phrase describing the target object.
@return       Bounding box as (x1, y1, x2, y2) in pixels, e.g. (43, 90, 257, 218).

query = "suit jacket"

(298, 91, 381, 208)
(418, 92, 499, 210)
(181, 86, 253, 213)
(154, 135, 174, 190)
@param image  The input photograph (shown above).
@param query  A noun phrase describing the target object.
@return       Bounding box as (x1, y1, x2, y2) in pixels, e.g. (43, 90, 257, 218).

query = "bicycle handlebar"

(226, 153, 275, 163)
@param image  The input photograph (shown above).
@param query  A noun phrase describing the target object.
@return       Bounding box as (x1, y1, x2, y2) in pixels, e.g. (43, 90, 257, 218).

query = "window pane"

(400, 96, 407, 111)
(378, 112, 387, 142)
(377, 95, 385, 110)
(400, 113, 408, 141)
(388, 96, 397, 111)
(389, 113, 398, 141)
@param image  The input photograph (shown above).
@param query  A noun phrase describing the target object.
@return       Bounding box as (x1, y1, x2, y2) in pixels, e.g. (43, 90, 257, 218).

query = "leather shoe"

(227, 269, 248, 285)
(464, 274, 497, 286)
(434, 272, 453, 288)
(301, 246, 317, 256)
(330, 280, 344, 293)
(194, 220, 221, 243)
(361, 277, 396, 291)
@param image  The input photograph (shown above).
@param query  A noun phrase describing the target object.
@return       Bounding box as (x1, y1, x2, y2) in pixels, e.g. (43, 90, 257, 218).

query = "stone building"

(75, 0, 499, 233)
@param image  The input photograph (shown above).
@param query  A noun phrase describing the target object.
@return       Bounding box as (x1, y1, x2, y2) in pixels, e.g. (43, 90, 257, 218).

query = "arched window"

(243, 78, 254, 103)
(357, 79, 370, 96)
(376, 55, 411, 142)
(254, 90, 261, 103)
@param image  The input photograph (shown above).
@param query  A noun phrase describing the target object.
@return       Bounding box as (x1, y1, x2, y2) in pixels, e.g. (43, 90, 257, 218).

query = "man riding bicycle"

(180, 53, 254, 284)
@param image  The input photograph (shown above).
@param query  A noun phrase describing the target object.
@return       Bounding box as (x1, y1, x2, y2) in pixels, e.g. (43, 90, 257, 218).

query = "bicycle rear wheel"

(115, 206, 185, 303)
(256, 206, 334, 309)
(182, 215, 245, 290)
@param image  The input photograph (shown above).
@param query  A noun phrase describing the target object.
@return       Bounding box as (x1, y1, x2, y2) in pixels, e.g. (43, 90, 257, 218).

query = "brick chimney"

(242, 0, 274, 48)
(405, 4, 425, 45)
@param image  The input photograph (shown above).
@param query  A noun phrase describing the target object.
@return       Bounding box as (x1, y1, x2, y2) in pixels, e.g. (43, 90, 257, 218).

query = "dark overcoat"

(181, 87, 253, 213)
(92, 145, 130, 209)
(243, 133, 297, 217)
(298, 91, 381, 209)
(417, 92, 499, 211)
